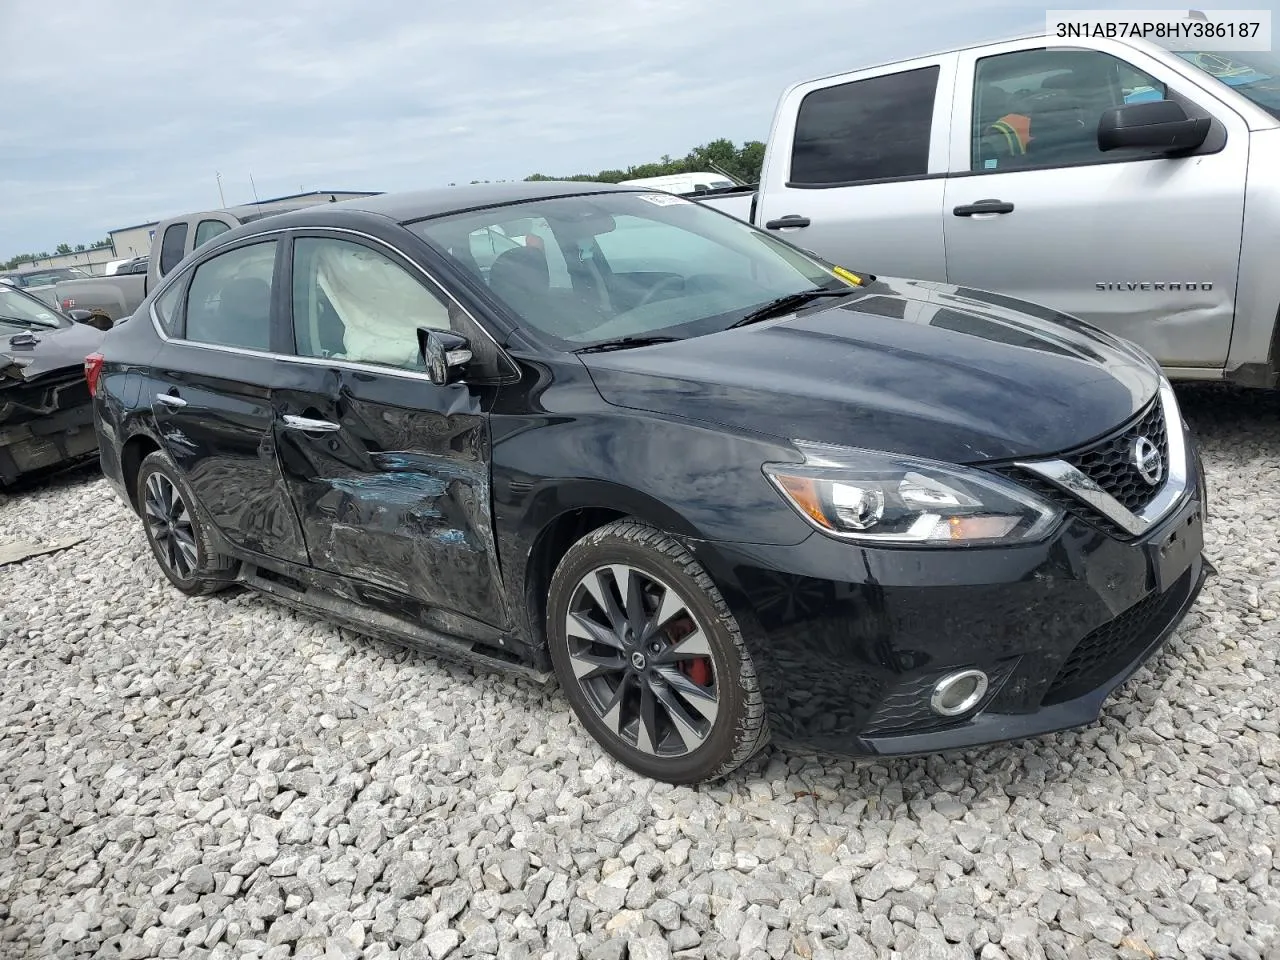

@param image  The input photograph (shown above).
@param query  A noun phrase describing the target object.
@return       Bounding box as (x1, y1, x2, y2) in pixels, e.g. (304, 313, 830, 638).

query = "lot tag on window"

(832, 266, 863, 286)
(636, 193, 688, 206)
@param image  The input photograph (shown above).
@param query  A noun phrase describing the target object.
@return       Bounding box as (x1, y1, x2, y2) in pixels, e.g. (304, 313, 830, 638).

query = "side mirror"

(67, 308, 113, 330)
(1097, 100, 1210, 154)
(417, 328, 472, 385)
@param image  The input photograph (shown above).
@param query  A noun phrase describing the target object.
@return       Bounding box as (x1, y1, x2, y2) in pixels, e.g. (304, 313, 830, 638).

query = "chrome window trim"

(1014, 379, 1189, 537)
(148, 225, 510, 385)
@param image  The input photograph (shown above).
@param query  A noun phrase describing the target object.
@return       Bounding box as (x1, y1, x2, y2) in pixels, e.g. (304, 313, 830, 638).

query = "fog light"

(929, 669, 989, 717)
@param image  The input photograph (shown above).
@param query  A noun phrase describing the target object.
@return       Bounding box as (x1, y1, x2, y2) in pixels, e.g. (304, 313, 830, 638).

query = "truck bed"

(54, 274, 147, 322)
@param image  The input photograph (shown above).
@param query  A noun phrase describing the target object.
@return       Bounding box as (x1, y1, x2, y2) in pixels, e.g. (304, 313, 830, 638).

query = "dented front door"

(272, 362, 510, 631)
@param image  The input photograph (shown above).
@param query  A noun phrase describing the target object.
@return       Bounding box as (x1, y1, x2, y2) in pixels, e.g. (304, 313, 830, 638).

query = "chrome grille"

(1064, 399, 1167, 515)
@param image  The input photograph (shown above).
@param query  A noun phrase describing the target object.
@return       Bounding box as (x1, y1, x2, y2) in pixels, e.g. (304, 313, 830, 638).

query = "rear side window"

(790, 66, 940, 186)
(152, 282, 184, 336)
(184, 241, 278, 350)
(158, 222, 188, 276)
(194, 219, 232, 249)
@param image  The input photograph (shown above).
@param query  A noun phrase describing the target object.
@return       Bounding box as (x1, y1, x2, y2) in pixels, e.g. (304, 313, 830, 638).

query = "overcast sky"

(4, 0, 1156, 256)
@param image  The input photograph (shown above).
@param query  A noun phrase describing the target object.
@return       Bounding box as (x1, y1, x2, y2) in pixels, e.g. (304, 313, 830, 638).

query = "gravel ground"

(1, 384, 1278, 960)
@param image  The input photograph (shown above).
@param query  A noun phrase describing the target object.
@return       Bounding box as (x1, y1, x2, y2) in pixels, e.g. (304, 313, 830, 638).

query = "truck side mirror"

(1097, 100, 1210, 154)
(66, 308, 113, 330)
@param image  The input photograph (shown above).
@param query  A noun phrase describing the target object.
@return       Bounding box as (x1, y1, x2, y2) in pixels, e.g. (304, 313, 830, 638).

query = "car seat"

(1024, 73, 1097, 164)
(216, 276, 272, 351)
(489, 246, 549, 302)
(975, 87, 1023, 168)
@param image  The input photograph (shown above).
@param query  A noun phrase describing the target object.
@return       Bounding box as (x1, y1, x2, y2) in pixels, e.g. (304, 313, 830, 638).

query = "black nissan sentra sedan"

(88, 182, 1208, 784)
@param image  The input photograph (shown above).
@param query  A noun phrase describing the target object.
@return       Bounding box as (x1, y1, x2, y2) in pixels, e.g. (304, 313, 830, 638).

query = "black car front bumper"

(686, 450, 1209, 760)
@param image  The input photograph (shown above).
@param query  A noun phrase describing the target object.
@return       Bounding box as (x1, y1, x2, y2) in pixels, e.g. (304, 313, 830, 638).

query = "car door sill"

(240, 563, 555, 686)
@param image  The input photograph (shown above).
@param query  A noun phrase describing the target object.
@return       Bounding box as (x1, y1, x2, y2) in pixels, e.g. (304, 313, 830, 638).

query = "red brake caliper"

(668, 615, 712, 687)
(684, 657, 712, 687)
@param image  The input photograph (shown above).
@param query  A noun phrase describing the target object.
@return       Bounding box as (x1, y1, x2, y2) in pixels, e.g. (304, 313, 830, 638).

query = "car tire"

(135, 450, 239, 596)
(546, 519, 769, 784)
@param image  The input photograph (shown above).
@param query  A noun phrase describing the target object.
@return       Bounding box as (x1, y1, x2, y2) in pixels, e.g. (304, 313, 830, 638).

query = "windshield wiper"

(575, 335, 683, 354)
(728, 287, 859, 329)
(0, 315, 48, 330)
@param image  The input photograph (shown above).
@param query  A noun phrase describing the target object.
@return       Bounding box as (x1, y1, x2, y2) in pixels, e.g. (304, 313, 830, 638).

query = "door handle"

(281, 414, 341, 433)
(953, 199, 1015, 217)
(764, 215, 811, 230)
(154, 393, 187, 408)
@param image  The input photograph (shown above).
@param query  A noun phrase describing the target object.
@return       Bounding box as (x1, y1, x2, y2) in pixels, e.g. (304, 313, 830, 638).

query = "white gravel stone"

(1, 386, 1279, 960)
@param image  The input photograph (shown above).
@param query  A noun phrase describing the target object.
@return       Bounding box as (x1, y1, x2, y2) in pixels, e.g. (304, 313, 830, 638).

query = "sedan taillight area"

(84, 353, 104, 397)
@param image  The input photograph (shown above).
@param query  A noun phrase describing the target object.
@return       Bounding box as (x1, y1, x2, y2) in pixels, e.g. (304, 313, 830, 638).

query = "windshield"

(409, 192, 852, 348)
(1169, 49, 1280, 119)
(0, 286, 65, 328)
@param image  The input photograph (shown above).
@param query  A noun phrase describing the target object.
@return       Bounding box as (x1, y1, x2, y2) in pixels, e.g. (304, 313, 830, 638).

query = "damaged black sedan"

(0, 284, 105, 486)
(90, 183, 1208, 784)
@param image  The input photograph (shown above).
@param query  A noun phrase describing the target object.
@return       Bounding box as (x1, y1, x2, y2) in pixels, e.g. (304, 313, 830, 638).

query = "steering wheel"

(635, 276, 686, 310)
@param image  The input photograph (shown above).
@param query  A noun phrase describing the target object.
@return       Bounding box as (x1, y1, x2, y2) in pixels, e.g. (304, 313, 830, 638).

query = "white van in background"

(617, 171, 737, 195)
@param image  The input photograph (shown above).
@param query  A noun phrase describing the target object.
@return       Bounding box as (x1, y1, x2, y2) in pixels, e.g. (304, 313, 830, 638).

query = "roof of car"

(324, 180, 639, 224)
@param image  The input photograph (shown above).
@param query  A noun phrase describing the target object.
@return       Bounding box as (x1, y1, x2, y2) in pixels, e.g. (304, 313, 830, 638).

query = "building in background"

(6, 246, 119, 276)
(10, 190, 380, 277)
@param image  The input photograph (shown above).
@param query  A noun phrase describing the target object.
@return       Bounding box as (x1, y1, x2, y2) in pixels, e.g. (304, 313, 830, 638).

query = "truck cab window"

(159, 222, 189, 276)
(790, 66, 940, 186)
(194, 219, 232, 249)
(971, 49, 1169, 171)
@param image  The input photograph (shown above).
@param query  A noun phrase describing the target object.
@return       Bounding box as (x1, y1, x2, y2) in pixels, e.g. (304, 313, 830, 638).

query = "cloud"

(2, 0, 1062, 254)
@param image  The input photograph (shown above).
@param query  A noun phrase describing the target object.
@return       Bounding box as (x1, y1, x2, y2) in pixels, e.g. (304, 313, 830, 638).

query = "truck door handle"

(764, 215, 811, 230)
(154, 393, 187, 408)
(953, 199, 1015, 217)
(281, 414, 341, 433)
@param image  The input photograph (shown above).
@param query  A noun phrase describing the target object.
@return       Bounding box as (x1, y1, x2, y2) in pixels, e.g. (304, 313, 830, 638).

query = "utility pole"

(215, 172, 226, 207)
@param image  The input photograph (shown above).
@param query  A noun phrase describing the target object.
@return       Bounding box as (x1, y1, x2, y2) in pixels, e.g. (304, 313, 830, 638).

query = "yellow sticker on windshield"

(832, 266, 863, 286)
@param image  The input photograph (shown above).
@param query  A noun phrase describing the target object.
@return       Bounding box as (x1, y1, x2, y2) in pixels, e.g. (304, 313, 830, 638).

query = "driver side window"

(291, 237, 456, 372)
(971, 49, 1168, 171)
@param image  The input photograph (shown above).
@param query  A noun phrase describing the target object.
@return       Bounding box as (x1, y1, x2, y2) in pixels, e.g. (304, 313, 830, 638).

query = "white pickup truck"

(696, 33, 1280, 386)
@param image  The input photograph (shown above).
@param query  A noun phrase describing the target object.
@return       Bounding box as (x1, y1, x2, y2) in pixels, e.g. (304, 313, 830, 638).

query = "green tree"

(74, 243, 86, 252)
(55, 243, 72, 255)
(522, 139, 766, 186)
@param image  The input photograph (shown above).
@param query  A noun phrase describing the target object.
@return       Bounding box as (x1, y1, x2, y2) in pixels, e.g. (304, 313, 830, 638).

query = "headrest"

(220, 276, 272, 316)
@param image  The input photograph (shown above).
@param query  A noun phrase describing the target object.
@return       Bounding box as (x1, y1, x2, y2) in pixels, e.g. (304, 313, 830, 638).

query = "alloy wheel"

(565, 564, 720, 758)
(143, 473, 198, 579)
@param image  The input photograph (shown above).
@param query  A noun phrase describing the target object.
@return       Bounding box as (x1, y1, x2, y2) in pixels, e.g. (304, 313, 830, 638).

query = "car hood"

(0, 320, 104, 383)
(580, 277, 1161, 464)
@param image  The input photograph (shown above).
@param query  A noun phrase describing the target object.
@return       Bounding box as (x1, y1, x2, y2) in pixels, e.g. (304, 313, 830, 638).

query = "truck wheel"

(546, 519, 769, 784)
(136, 451, 239, 596)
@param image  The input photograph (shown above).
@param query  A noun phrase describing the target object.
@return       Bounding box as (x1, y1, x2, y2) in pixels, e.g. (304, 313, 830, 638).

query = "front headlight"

(763, 440, 1062, 546)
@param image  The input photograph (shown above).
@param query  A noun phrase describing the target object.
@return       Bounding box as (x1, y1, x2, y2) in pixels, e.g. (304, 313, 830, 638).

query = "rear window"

(791, 66, 940, 186)
(194, 219, 232, 248)
(159, 222, 188, 276)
